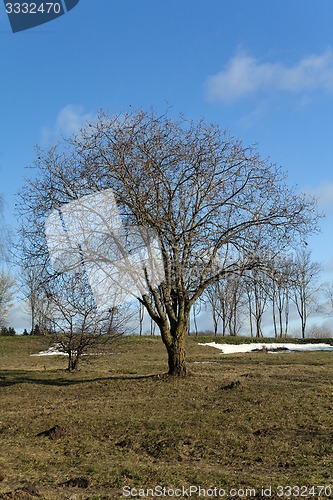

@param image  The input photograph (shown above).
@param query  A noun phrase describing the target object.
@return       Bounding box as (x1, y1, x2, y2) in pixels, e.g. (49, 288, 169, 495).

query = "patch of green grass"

(0, 335, 333, 498)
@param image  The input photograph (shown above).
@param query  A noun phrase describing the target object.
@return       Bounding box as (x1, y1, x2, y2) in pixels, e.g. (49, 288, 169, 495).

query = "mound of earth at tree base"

(1, 483, 39, 499)
(61, 476, 90, 488)
(36, 424, 75, 440)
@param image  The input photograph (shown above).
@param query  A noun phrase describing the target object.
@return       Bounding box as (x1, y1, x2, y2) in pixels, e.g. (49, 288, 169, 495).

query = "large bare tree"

(18, 109, 319, 375)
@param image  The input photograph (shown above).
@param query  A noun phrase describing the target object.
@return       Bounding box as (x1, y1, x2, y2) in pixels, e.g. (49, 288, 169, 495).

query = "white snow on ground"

(30, 345, 108, 357)
(32, 342, 333, 357)
(31, 344, 67, 356)
(198, 342, 333, 354)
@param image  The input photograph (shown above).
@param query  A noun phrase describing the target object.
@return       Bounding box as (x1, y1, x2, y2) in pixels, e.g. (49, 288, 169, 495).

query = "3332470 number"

(5, 2, 62, 14)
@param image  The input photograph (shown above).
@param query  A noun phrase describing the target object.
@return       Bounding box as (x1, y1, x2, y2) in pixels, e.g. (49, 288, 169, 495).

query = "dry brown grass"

(0, 335, 333, 499)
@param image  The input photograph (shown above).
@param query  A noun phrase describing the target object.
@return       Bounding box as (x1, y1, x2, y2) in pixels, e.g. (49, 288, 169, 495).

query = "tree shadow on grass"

(0, 369, 168, 388)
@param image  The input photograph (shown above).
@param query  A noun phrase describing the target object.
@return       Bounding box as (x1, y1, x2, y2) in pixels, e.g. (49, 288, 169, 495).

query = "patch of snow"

(198, 342, 333, 354)
(31, 344, 67, 356)
(30, 345, 109, 357)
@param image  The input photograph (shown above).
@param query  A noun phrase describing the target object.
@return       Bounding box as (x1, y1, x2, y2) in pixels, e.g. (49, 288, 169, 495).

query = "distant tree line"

(0, 326, 16, 336)
(200, 248, 323, 339)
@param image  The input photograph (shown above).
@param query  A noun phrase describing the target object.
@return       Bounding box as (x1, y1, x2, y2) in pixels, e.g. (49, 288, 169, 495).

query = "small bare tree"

(291, 249, 321, 338)
(191, 296, 204, 336)
(0, 271, 15, 328)
(19, 266, 52, 334)
(244, 268, 270, 338)
(205, 274, 245, 336)
(268, 257, 294, 338)
(42, 272, 127, 371)
(205, 283, 221, 336)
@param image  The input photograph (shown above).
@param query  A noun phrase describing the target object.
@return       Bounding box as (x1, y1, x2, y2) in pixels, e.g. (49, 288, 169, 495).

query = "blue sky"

(1, 0, 333, 329)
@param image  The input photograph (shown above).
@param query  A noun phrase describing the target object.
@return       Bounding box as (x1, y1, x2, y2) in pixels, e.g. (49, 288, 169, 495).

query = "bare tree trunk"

(255, 316, 262, 338)
(210, 293, 219, 335)
(285, 296, 289, 337)
(213, 313, 218, 336)
(69, 358, 79, 372)
(193, 302, 199, 336)
(301, 316, 306, 339)
(139, 302, 144, 336)
(67, 351, 79, 372)
(255, 297, 263, 338)
(232, 309, 238, 337)
(247, 292, 253, 337)
(150, 317, 156, 336)
(278, 302, 283, 338)
(160, 318, 188, 376)
(31, 304, 35, 334)
(272, 298, 278, 338)
(166, 337, 187, 376)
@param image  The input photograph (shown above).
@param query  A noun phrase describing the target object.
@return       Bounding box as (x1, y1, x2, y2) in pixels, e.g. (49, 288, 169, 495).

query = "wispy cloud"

(206, 50, 333, 103)
(8, 299, 30, 331)
(41, 105, 96, 145)
(306, 182, 333, 209)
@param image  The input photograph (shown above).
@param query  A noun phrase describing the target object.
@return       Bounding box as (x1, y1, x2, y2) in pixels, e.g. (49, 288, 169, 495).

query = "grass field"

(0, 335, 333, 499)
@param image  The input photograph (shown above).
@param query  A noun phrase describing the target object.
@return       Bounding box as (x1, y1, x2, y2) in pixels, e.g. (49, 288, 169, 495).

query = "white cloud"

(8, 299, 31, 332)
(55, 105, 95, 137)
(41, 105, 96, 145)
(306, 182, 333, 209)
(206, 50, 333, 103)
